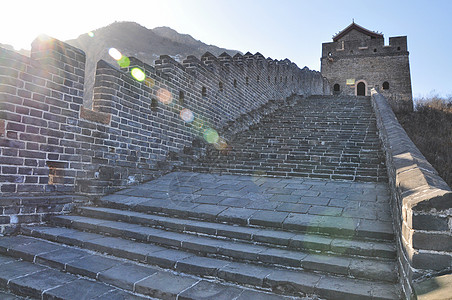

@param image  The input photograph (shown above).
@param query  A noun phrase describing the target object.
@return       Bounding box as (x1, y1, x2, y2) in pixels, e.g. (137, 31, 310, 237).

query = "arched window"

(333, 84, 340, 92)
(383, 81, 390, 90)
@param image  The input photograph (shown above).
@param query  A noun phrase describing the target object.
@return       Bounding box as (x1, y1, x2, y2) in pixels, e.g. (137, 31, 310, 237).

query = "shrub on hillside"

(396, 96, 452, 188)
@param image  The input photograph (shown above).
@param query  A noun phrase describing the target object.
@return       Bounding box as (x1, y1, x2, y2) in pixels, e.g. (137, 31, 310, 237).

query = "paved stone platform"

(116, 171, 393, 225)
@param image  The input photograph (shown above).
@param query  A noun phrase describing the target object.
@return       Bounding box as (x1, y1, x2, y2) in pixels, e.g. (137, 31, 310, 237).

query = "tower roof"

(332, 22, 383, 42)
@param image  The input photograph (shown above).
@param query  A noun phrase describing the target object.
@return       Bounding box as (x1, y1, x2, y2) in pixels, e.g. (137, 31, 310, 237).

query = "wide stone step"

(73, 207, 396, 260)
(0, 236, 292, 300)
(29, 218, 398, 283)
(15, 229, 400, 299)
(96, 194, 394, 241)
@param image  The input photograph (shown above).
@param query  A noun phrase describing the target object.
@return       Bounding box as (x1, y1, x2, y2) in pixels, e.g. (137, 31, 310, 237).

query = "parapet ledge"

(233, 53, 244, 64)
(218, 52, 232, 65)
(155, 54, 185, 75)
(371, 89, 452, 212)
(127, 56, 156, 73)
(31, 34, 86, 57)
(182, 55, 205, 75)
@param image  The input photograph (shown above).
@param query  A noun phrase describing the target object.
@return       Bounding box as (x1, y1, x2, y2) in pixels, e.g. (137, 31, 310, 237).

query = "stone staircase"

(0, 96, 401, 299)
(182, 96, 387, 182)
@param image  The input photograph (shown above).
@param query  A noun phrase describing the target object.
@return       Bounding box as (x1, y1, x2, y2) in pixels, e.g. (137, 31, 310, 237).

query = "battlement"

(322, 35, 408, 59)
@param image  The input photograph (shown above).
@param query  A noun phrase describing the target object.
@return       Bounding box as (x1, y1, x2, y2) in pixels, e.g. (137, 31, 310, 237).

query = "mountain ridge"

(65, 21, 241, 107)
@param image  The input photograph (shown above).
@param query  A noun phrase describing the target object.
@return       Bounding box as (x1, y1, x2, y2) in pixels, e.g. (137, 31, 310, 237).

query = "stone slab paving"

(115, 171, 393, 231)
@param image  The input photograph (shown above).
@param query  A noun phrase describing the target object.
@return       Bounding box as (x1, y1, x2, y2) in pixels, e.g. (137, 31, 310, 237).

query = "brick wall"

(371, 89, 452, 299)
(0, 35, 329, 233)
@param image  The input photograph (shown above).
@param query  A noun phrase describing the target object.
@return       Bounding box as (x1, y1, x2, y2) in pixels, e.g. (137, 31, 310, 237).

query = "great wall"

(0, 24, 451, 299)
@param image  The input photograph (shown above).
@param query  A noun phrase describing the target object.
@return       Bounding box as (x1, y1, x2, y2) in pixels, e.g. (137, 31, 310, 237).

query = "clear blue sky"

(2, 0, 451, 98)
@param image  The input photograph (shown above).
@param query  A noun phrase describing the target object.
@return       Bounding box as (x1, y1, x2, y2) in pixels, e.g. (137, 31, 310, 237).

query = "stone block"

(35, 247, 89, 270)
(146, 248, 194, 269)
(66, 254, 122, 278)
(217, 262, 271, 286)
(43, 278, 114, 300)
(98, 262, 158, 290)
(264, 269, 321, 295)
(135, 271, 198, 299)
(178, 280, 243, 300)
(315, 276, 373, 300)
(9, 268, 76, 298)
(249, 210, 289, 227)
(176, 256, 229, 277)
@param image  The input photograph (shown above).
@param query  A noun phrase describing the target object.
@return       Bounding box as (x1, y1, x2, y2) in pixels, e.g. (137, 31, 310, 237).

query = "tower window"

(233, 79, 237, 88)
(397, 47, 401, 51)
(257, 76, 260, 83)
(383, 81, 390, 90)
(219, 82, 223, 92)
(202, 86, 207, 97)
(333, 84, 340, 92)
(373, 49, 377, 53)
(245, 77, 249, 85)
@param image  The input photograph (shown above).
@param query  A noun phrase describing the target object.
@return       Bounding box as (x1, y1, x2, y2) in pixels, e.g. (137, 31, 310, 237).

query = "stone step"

(96, 194, 395, 241)
(15, 229, 400, 299)
(29, 218, 398, 283)
(75, 206, 396, 260)
(0, 236, 294, 300)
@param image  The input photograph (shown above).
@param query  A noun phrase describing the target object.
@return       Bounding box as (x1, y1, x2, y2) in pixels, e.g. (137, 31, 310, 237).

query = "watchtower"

(321, 22, 413, 112)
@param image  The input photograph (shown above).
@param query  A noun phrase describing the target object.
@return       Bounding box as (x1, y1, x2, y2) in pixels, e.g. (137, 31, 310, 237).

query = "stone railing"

(371, 89, 452, 299)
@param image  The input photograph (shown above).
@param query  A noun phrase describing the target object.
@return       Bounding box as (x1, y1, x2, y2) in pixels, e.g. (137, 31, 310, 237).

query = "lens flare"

(203, 128, 219, 144)
(88, 32, 95, 38)
(108, 48, 122, 61)
(131, 68, 146, 81)
(157, 88, 172, 104)
(180, 108, 194, 123)
(118, 56, 130, 68)
(144, 77, 155, 88)
(213, 137, 228, 150)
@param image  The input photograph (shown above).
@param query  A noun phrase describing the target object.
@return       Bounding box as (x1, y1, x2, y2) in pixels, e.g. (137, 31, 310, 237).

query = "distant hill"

(0, 43, 30, 56)
(65, 21, 240, 107)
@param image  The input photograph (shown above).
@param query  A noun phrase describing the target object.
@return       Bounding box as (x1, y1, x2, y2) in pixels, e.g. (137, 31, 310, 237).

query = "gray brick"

(178, 280, 243, 300)
(135, 271, 198, 299)
(98, 262, 158, 290)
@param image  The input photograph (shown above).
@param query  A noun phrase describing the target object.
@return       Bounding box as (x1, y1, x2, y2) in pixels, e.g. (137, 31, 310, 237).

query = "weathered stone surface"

(264, 269, 321, 295)
(414, 274, 452, 300)
(65, 254, 122, 278)
(9, 269, 76, 298)
(98, 262, 158, 290)
(178, 280, 244, 300)
(176, 256, 229, 276)
(43, 278, 114, 299)
(217, 262, 272, 286)
(135, 271, 198, 299)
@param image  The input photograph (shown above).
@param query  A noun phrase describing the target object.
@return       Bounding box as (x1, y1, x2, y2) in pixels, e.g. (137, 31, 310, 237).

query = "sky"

(1, 0, 451, 98)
